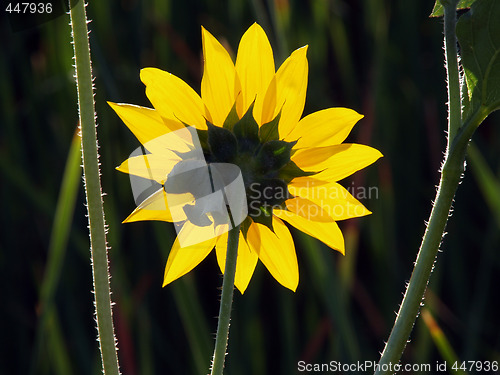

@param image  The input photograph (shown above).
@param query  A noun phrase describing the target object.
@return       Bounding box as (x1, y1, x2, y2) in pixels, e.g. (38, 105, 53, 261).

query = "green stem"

(210, 224, 241, 375)
(375, 162, 460, 374)
(374, 110, 486, 375)
(443, 0, 461, 142)
(374, 3, 487, 373)
(69, 2, 120, 375)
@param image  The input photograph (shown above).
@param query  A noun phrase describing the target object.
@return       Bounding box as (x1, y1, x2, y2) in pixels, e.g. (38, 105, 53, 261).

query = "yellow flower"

(110, 23, 382, 293)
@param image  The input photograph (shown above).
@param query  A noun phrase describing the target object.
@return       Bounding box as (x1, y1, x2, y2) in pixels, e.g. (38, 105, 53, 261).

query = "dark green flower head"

(198, 103, 314, 231)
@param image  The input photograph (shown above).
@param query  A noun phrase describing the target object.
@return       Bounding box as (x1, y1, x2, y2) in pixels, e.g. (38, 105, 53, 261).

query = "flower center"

(195, 103, 315, 231)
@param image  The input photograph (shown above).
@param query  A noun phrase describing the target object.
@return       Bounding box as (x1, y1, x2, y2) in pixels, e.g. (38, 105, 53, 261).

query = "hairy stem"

(374, 2, 470, 373)
(375, 109, 486, 375)
(69, 1, 120, 374)
(443, 0, 462, 142)
(210, 225, 241, 375)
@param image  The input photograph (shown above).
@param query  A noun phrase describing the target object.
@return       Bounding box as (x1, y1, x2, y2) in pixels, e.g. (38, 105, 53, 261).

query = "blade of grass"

(153, 223, 212, 374)
(171, 279, 213, 373)
(266, 0, 289, 63)
(463, 143, 500, 358)
(299, 232, 360, 362)
(328, 10, 357, 103)
(0, 153, 54, 216)
(46, 307, 75, 375)
(29, 129, 82, 375)
(467, 142, 500, 228)
(421, 309, 468, 375)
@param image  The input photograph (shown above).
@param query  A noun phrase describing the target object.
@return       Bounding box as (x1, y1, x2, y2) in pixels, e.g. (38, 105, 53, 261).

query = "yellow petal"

(284, 197, 335, 222)
(289, 180, 371, 220)
(235, 23, 275, 121)
(261, 46, 308, 135)
(141, 126, 199, 155)
(274, 209, 345, 254)
(292, 144, 383, 182)
(108, 102, 181, 145)
(284, 108, 363, 148)
(163, 235, 216, 286)
(201, 27, 241, 126)
(259, 75, 277, 125)
(216, 231, 258, 294)
(247, 218, 298, 291)
(116, 152, 180, 184)
(124, 189, 173, 223)
(140, 68, 206, 129)
(176, 220, 228, 249)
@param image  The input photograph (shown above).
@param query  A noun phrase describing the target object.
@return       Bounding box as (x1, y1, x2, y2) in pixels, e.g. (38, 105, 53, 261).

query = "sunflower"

(110, 23, 382, 293)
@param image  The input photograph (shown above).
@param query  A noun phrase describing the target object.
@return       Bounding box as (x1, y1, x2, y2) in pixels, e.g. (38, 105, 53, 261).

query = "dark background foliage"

(1, 1, 499, 374)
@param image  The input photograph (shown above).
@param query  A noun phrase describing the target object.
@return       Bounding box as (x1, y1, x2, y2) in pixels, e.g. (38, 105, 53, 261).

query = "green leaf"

(233, 102, 260, 153)
(249, 205, 274, 232)
(430, 0, 476, 17)
(259, 111, 282, 143)
(240, 216, 253, 239)
(207, 121, 238, 162)
(278, 161, 317, 184)
(223, 102, 239, 131)
(196, 129, 209, 152)
(256, 140, 296, 173)
(251, 178, 289, 206)
(457, 0, 500, 121)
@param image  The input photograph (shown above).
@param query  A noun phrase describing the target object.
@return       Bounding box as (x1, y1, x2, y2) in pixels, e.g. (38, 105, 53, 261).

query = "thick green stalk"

(210, 224, 241, 375)
(69, 2, 120, 375)
(443, 0, 462, 142)
(374, 2, 477, 373)
(375, 157, 461, 374)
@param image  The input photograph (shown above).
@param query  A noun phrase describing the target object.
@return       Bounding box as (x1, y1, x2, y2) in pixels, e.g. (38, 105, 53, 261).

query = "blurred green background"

(1, 0, 499, 374)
